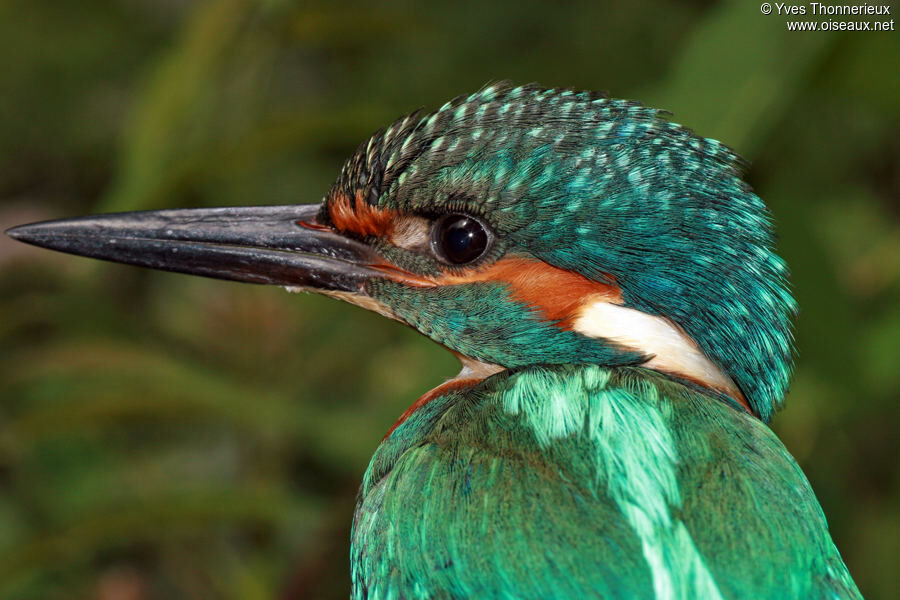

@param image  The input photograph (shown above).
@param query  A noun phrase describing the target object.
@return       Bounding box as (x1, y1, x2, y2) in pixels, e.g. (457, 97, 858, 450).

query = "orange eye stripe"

(323, 194, 620, 328)
(442, 257, 622, 327)
(372, 256, 621, 329)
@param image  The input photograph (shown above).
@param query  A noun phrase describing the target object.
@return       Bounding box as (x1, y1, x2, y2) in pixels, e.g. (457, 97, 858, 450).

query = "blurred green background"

(0, 1, 897, 598)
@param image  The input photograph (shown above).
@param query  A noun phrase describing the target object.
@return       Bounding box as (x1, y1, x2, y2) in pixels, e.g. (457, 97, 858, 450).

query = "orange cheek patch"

(328, 190, 396, 237)
(372, 256, 622, 329)
(322, 196, 617, 328)
(442, 257, 622, 328)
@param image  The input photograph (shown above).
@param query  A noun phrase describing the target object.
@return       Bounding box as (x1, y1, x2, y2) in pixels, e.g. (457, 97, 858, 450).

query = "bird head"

(7, 83, 796, 422)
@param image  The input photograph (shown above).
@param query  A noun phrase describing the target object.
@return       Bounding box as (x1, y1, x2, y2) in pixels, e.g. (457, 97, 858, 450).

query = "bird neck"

(368, 277, 751, 417)
(362, 364, 751, 502)
(570, 298, 747, 410)
(384, 354, 503, 439)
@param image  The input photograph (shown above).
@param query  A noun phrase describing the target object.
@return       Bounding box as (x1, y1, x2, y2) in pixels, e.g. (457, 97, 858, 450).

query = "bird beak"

(4, 204, 386, 293)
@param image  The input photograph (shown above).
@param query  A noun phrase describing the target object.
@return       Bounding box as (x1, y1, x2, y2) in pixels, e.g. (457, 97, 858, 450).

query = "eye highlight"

(432, 214, 490, 265)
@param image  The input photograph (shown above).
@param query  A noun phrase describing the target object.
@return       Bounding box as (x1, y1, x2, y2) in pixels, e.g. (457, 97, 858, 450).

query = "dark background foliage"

(0, 1, 897, 598)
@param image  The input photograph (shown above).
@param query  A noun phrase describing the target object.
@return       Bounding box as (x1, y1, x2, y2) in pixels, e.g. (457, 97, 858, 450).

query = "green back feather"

(352, 366, 860, 599)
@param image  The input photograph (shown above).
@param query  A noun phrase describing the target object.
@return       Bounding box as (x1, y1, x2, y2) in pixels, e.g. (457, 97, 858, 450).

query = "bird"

(7, 82, 861, 599)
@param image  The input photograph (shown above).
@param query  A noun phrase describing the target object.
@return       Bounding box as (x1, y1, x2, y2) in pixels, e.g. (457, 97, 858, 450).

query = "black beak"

(5, 204, 384, 293)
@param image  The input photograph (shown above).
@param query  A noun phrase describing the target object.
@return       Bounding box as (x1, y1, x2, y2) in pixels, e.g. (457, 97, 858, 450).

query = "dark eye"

(433, 214, 490, 264)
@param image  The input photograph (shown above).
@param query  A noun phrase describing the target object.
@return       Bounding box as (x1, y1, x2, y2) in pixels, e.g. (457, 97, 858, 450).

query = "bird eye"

(432, 214, 490, 265)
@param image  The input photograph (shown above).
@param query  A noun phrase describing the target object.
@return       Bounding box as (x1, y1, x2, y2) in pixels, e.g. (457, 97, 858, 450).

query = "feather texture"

(328, 83, 796, 421)
(352, 366, 860, 599)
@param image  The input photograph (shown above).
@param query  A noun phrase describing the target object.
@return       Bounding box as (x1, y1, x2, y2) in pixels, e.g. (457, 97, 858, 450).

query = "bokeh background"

(0, 1, 897, 598)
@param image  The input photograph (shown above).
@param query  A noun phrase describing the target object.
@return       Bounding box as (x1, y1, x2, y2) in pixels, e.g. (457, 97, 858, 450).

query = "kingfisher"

(7, 83, 861, 599)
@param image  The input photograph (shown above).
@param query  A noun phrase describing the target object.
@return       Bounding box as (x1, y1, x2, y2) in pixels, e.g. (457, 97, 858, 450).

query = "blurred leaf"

(0, 488, 318, 593)
(99, 0, 255, 213)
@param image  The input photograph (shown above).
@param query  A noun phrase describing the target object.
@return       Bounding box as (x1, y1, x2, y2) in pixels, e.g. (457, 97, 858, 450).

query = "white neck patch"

(572, 297, 742, 402)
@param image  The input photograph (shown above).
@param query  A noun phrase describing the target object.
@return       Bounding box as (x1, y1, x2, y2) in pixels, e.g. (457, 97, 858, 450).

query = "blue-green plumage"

(329, 83, 857, 598)
(354, 365, 859, 599)
(6, 82, 861, 598)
